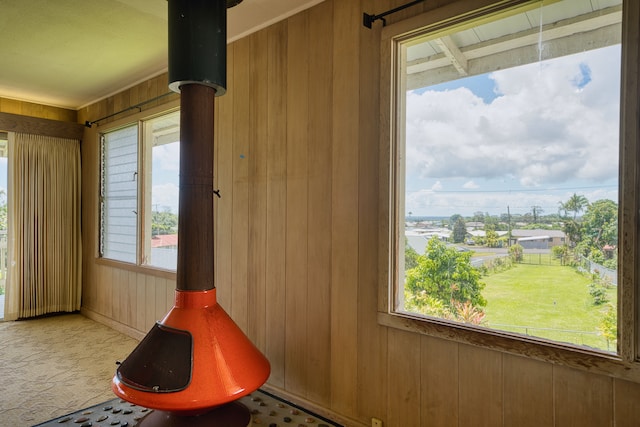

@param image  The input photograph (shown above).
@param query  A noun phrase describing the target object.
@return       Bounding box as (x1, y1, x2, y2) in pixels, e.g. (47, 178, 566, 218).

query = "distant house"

(151, 233, 178, 249)
(405, 228, 451, 254)
(150, 234, 178, 270)
(510, 229, 566, 249)
(466, 221, 484, 230)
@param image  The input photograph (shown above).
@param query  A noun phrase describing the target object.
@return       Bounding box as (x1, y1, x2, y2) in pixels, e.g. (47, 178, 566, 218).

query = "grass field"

(482, 263, 617, 352)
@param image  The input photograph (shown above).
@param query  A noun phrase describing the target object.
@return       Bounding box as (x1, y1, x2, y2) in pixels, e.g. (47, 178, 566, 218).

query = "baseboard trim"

(80, 308, 145, 341)
(260, 384, 368, 427)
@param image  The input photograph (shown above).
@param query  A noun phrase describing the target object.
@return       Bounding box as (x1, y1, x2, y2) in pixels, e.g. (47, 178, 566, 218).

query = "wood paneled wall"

(0, 97, 76, 122)
(78, 1, 640, 426)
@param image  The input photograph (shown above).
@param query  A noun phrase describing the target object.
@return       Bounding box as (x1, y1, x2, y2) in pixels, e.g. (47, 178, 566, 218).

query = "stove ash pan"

(116, 323, 193, 393)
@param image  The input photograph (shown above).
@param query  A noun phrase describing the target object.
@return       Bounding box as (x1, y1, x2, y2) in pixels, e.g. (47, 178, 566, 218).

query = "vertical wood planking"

(264, 21, 288, 388)
(247, 30, 268, 351)
(306, 0, 333, 407)
(230, 37, 251, 332)
(144, 274, 157, 330)
(215, 45, 234, 313)
(76, 3, 640, 427)
(387, 329, 421, 427)
(125, 270, 137, 327)
(503, 354, 553, 427)
(166, 277, 175, 315)
(421, 336, 459, 427)
(155, 277, 168, 321)
(357, 0, 389, 423)
(614, 378, 640, 426)
(136, 273, 146, 332)
(331, 0, 360, 416)
(458, 345, 503, 426)
(112, 268, 122, 322)
(554, 366, 613, 426)
(99, 265, 113, 319)
(285, 10, 310, 396)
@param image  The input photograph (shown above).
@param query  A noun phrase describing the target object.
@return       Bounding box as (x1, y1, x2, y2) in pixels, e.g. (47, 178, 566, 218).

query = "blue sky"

(152, 141, 180, 214)
(404, 44, 620, 217)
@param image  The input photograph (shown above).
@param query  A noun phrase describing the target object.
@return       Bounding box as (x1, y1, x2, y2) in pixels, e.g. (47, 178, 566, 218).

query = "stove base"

(137, 401, 251, 427)
(33, 389, 343, 427)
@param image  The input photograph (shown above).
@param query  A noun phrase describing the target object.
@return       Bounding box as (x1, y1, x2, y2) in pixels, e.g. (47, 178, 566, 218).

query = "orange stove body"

(112, 289, 270, 414)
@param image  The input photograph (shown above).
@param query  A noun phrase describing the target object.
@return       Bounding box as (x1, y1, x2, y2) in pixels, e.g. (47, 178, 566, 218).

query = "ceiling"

(0, 0, 323, 110)
(404, 0, 622, 90)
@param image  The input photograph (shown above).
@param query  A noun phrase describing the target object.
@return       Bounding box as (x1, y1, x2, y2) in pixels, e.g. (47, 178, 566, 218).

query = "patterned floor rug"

(0, 313, 138, 426)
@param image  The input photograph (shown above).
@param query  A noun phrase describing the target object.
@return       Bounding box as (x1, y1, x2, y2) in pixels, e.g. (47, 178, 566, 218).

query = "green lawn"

(482, 264, 617, 352)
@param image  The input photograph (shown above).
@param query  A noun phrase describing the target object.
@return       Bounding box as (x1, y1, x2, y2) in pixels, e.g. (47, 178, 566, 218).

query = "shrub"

(588, 282, 609, 305)
(598, 304, 617, 350)
(509, 244, 524, 262)
(552, 244, 570, 264)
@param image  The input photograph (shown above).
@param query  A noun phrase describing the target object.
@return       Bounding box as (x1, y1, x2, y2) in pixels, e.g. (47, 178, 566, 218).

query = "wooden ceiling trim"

(0, 112, 84, 140)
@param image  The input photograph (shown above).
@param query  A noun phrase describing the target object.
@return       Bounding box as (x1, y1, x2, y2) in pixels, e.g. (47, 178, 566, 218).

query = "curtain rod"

(363, 0, 426, 28)
(84, 92, 175, 128)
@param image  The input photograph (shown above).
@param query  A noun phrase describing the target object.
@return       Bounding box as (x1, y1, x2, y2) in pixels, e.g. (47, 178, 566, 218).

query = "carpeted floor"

(0, 313, 138, 426)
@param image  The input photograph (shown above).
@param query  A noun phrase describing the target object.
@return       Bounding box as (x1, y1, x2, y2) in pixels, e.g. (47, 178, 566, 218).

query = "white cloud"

(153, 142, 180, 172)
(404, 45, 621, 216)
(405, 45, 620, 188)
(152, 183, 179, 214)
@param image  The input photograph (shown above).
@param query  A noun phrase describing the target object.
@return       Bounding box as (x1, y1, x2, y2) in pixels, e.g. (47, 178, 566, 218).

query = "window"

(100, 110, 180, 271)
(384, 0, 633, 359)
(101, 125, 138, 264)
(0, 133, 7, 320)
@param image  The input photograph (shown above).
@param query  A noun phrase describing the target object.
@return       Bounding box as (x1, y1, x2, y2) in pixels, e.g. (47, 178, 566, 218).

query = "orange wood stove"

(111, 1, 270, 425)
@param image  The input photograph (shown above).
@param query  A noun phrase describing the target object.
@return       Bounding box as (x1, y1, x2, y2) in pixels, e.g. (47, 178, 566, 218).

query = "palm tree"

(561, 193, 589, 220)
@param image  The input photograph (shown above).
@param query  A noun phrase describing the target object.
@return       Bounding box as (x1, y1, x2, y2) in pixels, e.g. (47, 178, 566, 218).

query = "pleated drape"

(4, 133, 81, 320)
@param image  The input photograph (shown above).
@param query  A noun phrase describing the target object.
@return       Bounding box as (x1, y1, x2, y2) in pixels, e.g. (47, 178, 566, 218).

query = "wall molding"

(0, 111, 84, 140)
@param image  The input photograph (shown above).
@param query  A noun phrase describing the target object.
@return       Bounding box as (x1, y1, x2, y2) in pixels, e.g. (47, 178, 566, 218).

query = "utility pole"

(507, 205, 512, 247)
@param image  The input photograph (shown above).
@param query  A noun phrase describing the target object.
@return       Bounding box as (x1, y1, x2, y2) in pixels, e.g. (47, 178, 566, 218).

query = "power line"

(406, 184, 617, 194)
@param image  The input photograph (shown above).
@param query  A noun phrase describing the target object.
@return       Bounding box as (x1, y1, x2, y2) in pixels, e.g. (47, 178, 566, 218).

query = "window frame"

(378, 0, 640, 381)
(96, 101, 180, 277)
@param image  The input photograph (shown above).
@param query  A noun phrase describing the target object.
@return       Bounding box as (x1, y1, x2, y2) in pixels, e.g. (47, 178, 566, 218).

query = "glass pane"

(102, 125, 138, 264)
(144, 111, 179, 270)
(399, 0, 621, 353)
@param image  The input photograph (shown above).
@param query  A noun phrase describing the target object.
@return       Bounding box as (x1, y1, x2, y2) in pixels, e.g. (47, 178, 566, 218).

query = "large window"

(100, 110, 180, 271)
(386, 0, 628, 357)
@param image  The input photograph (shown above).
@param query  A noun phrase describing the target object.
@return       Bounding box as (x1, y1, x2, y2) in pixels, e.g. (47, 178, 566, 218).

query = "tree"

(404, 237, 420, 271)
(152, 210, 178, 236)
(598, 304, 617, 351)
(561, 193, 589, 220)
(405, 237, 486, 310)
(485, 227, 500, 248)
(449, 214, 462, 229)
(484, 214, 498, 228)
(452, 217, 467, 243)
(581, 199, 618, 250)
(531, 205, 544, 223)
(563, 219, 582, 247)
(559, 193, 589, 247)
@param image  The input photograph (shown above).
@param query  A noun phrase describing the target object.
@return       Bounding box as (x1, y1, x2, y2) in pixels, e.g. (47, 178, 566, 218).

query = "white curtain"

(4, 133, 81, 320)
